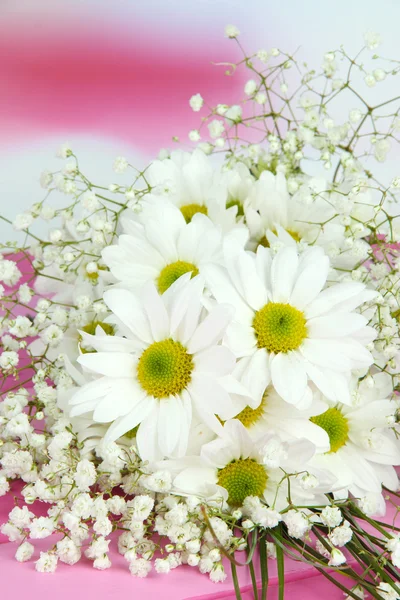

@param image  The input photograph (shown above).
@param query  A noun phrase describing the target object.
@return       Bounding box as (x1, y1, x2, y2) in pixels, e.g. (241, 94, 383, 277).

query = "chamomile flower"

(170, 419, 332, 509)
(68, 276, 249, 461)
(146, 149, 240, 232)
(244, 172, 343, 251)
(309, 374, 400, 502)
(228, 385, 331, 452)
(205, 243, 376, 409)
(102, 199, 223, 293)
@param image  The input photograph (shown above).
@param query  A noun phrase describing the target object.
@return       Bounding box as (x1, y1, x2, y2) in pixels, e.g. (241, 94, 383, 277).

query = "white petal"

(270, 351, 308, 406)
(300, 339, 351, 371)
(237, 350, 270, 408)
(173, 467, 217, 495)
(103, 288, 152, 343)
(305, 282, 365, 319)
(104, 396, 155, 445)
(202, 264, 254, 323)
(225, 242, 267, 310)
(271, 246, 298, 302)
(190, 375, 235, 420)
(289, 256, 329, 310)
(224, 419, 255, 459)
(168, 274, 204, 345)
(78, 330, 143, 353)
(136, 405, 161, 462)
(304, 362, 351, 404)
(188, 304, 234, 353)
(225, 322, 257, 357)
(194, 345, 235, 376)
(93, 380, 146, 422)
(201, 437, 237, 469)
(141, 283, 170, 341)
(307, 313, 368, 338)
(69, 377, 113, 406)
(158, 396, 186, 457)
(77, 352, 137, 378)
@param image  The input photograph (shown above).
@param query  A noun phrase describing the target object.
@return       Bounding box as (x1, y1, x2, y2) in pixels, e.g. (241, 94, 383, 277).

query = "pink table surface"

(2, 491, 398, 599)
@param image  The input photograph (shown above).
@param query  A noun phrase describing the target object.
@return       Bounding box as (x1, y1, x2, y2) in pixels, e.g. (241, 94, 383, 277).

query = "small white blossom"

(364, 30, 381, 50)
(320, 506, 343, 528)
(113, 156, 128, 173)
(129, 558, 152, 577)
(35, 552, 58, 573)
(189, 94, 204, 112)
(283, 510, 311, 539)
(15, 541, 35, 562)
(224, 24, 240, 38)
(208, 119, 225, 139)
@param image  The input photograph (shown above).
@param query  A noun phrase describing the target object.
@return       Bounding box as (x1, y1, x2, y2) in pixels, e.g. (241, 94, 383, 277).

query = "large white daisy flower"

(169, 419, 334, 509)
(68, 275, 249, 461)
(244, 171, 343, 251)
(226, 385, 331, 453)
(308, 373, 400, 502)
(205, 243, 376, 409)
(146, 149, 244, 232)
(102, 199, 223, 293)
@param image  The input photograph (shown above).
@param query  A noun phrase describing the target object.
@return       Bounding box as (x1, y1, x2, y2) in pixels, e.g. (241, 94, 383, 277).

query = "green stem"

(259, 533, 268, 600)
(276, 532, 285, 600)
(231, 562, 243, 600)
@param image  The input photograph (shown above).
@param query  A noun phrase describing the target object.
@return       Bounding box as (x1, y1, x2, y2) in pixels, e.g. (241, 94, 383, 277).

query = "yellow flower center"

(310, 408, 349, 453)
(253, 303, 307, 354)
(157, 261, 199, 294)
(257, 229, 301, 249)
(235, 395, 267, 428)
(180, 203, 208, 223)
(137, 338, 193, 399)
(79, 321, 115, 354)
(217, 459, 268, 507)
(226, 198, 244, 217)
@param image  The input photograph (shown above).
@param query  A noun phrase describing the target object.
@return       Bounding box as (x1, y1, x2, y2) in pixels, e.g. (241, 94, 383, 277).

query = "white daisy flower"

(309, 373, 400, 501)
(102, 199, 223, 293)
(205, 243, 376, 409)
(68, 275, 249, 461)
(146, 149, 242, 231)
(244, 171, 343, 251)
(169, 419, 334, 509)
(227, 385, 331, 452)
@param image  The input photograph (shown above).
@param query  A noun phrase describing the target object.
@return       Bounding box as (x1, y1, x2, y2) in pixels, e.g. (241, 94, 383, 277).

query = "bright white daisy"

(226, 385, 331, 453)
(146, 149, 243, 231)
(68, 275, 249, 461)
(308, 373, 400, 502)
(102, 198, 223, 293)
(244, 171, 343, 251)
(204, 242, 376, 409)
(169, 419, 334, 509)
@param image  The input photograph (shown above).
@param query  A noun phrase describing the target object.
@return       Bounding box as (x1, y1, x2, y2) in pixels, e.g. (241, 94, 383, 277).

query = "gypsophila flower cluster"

(0, 26, 400, 600)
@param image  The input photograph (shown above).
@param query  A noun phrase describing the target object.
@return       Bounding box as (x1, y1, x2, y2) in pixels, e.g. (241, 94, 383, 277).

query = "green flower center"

(253, 302, 307, 354)
(217, 459, 268, 507)
(180, 203, 208, 223)
(310, 408, 349, 453)
(125, 425, 139, 440)
(79, 321, 115, 354)
(137, 338, 193, 399)
(157, 261, 199, 294)
(235, 395, 267, 428)
(226, 198, 244, 217)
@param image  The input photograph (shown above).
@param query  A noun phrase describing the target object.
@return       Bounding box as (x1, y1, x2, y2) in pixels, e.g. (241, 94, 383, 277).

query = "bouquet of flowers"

(1, 26, 400, 600)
